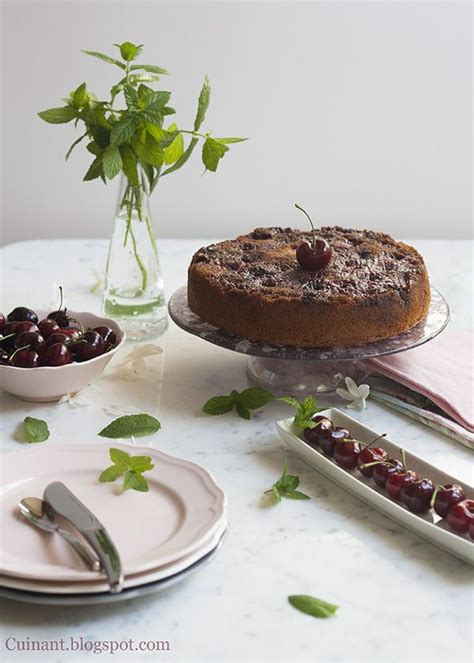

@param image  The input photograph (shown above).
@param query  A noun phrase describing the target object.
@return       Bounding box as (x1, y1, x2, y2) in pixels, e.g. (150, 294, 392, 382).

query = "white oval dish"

(276, 408, 474, 566)
(0, 444, 227, 581)
(0, 310, 125, 401)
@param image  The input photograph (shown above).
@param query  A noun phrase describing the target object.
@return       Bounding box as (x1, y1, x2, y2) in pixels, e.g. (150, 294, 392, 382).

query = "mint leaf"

(83, 156, 103, 182)
(142, 133, 164, 166)
(146, 90, 171, 112)
(38, 106, 77, 124)
(99, 465, 123, 482)
(130, 64, 171, 76)
(65, 132, 88, 160)
(98, 448, 154, 493)
(237, 388, 274, 410)
(115, 41, 143, 62)
(202, 137, 229, 172)
(161, 137, 198, 177)
(265, 461, 310, 504)
(23, 417, 50, 443)
(110, 114, 139, 146)
(123, 470, 149, 492)
(102, 145, 123, 179)
(194, 75, 210, 131)
(164, 130, 184, 164)
(98, 414, 161, 438)
(72, 82, 88, 108)
(235, 402, 251, 420)
(280, 395, 321, 431)
(82, 49, 126, 69)
(202, 395, 234, 415)
(288, 595, 338, 619)
(120, 144, 139, 186)
(214, 137, 247, 144)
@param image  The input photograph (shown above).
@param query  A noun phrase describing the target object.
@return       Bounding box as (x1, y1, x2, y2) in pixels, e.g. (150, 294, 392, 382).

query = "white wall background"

(1, 0, 472, 245)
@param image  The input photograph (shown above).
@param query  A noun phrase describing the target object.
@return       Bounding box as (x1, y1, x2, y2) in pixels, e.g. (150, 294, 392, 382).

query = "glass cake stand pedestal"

(168, 286, 449, 394)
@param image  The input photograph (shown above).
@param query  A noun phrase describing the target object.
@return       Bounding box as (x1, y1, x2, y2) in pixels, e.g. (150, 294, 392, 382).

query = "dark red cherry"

(1, 321, 20, 352)
(358, 447, 388, 477)
(46, 332, 69, 348)
(334, 440, 361, 469)
(43, 343, 72, 367)
(433, 484, 466, 519)
(296, 239, 332, 271)
(15, 332, 45, 353)
(373, 459, 404, 489)
(303, 416, 332, 447)
(0, 313, 4, 334)
(11, 349, 39, 368)
(15, 322, 39, 335)
(93, 326, 116, 348)
(386, 470, 418, 501)
(69, 330, 105, 361)
(469, 518, 474, 540)
(447, 500, 474, 533)
(38, 319, 60, 338)
(319, 427, 349, 457)
(60, 327, 81, 340)
(3, 321, 19, 335)
(7, 307, 38, 324)
(400, 478, 435, 514)
(47, 310, 69, 327)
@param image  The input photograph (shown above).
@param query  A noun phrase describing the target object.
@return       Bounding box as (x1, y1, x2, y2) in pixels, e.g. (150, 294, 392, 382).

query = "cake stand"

(168, 286, 449, 393)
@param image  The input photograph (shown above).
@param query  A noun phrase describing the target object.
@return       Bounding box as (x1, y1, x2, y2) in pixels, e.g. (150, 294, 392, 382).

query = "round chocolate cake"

(187, 227, 430, 347)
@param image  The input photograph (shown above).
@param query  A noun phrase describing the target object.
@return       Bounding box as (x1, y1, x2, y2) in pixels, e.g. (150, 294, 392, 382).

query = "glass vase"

(103, 169, 168, 340)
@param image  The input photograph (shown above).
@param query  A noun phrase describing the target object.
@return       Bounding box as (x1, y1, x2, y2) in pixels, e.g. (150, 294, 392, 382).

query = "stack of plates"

(0, 444, 227, 605)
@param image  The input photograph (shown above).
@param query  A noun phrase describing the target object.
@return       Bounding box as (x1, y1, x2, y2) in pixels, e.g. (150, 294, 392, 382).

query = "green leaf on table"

(82, 50, 126, 69)
(38, 106, 77, 124)
(23, 417, 50, 443)
(102, 144, 123, 179)
(264, 460, 310, 504)
(279, 395, 321, 431)
(98, 414, 161, 438)
(288, 595, 338, 618)
(202, 387, 274, 419)
(99, 448, 154, 493)
(194, 75, 211, 131)
(202, 137, 229, 172)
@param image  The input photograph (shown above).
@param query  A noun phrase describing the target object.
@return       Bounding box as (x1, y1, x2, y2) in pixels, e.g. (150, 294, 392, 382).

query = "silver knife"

(43, 481, 124, 593)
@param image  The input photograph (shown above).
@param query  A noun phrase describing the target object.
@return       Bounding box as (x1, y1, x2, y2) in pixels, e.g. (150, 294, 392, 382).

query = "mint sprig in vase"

(39, 40, 246, 340)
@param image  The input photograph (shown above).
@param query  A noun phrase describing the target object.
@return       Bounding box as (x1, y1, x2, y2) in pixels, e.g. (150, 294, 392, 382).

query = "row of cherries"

(0, 306, 116, 368)
(303, 416, 474, 539)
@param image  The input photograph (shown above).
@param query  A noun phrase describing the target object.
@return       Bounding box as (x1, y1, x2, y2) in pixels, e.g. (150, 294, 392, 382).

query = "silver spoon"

(19, 497, 102, 572)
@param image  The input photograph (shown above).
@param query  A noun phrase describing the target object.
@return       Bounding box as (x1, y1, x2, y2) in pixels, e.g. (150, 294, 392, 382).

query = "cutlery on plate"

(43, 481, 124, 593)
(19, 497, 102, 572)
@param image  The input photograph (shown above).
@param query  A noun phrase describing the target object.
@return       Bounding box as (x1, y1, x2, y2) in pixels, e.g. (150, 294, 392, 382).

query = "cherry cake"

(187, 226, 430, 347)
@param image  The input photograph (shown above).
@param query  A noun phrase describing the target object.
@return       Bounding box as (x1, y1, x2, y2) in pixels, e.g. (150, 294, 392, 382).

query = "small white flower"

(119, 344, 163, 376)
(58, 391, 91, 408)
(336, 376, 370, 411)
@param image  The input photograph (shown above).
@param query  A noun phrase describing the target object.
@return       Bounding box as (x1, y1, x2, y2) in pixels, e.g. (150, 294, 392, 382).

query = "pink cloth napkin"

(366, 328, 473, 433)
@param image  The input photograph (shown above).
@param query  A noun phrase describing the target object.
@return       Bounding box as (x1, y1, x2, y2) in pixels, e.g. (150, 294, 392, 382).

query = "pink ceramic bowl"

(0, 311, 125, 402)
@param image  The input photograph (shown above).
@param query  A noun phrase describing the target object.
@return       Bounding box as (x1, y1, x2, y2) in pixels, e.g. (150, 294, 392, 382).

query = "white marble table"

(0, 239, 472, 663)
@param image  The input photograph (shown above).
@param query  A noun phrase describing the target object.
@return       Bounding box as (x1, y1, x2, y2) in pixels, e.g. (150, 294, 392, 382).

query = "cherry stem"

(9, 344, 31, 363)
(400, 448, 407, 472)
(0, 333, 16, 343)
(57, 285, 64, 312)
(294, 203, 317, 248)
(364, 433, 387, 450)
(358, 458, 399, 470)
(430, 484, 445, 510)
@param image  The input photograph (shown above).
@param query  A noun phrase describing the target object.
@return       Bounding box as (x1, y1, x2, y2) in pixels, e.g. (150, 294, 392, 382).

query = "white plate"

(0, 521, 228, 594)
(0, 444, 227, 581)
(276, 409, 474, 565)
(0, 532, 226, 606)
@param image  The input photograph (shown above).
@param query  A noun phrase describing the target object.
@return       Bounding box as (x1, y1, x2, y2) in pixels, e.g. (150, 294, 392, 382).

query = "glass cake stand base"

(168, 286, 449, 393)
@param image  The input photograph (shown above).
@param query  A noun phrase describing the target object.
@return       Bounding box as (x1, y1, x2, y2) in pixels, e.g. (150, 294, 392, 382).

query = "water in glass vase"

(103, 172, 168, 340)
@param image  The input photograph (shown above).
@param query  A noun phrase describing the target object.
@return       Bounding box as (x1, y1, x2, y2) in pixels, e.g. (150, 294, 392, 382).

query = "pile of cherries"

(304, 415, 474, 539)
(0, 300, 116, 368)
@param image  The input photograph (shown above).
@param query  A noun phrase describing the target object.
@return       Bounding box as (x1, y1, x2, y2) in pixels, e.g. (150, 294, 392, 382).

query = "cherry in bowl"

(446, 500, 474, 533)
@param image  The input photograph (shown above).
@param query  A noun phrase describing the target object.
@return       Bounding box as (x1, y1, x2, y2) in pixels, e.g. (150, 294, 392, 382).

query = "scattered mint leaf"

(265, 460, 310, 504)
(98, 414, 161, 439)
(202, 387, 275, 419)
(288, 595, 338, 619)
(99, 447, 154, 493)
(202, 395, 234, 415)
(279, 395, 321, 430)
(23, 417, 50, 443)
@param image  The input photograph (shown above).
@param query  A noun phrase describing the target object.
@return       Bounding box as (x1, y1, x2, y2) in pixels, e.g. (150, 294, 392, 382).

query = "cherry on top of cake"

(190, 225, 426, 302)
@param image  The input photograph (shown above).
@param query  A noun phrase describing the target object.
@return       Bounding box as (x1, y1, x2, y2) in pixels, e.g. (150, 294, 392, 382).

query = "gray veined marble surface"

(0, 238, 473, 663)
